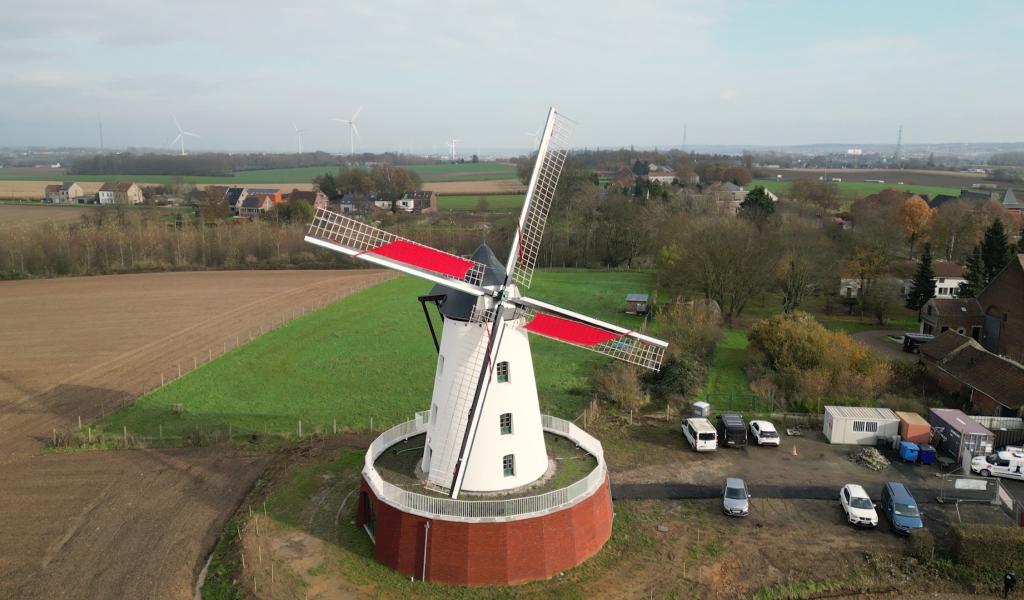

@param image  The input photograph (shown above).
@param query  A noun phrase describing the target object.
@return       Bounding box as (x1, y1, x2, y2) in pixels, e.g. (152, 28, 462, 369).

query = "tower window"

(500, 413, 512, 435)
(496, 361, 510, 383)
(502, 454, 515, 477)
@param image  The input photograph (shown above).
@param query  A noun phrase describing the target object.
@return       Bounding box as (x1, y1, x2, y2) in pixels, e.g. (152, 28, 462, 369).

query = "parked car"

(971, 448, 1024, 480)
(839, 484, 878, 527)
(902, 333, 934, 353)
(716, 413, 747, 448)
(681, 417, 718, 452)
(879, 481, 923, 535)
(722, 477, 750, 517)
(749, 420, 780, 446)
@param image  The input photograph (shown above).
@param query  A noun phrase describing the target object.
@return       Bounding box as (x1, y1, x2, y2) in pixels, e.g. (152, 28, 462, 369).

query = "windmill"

(332, 107, 362, 155)
(447, 137, 460, 162)
(170, 117, 200, 156)
(292, 121, 307, 154)
(305, 107, 668, 499)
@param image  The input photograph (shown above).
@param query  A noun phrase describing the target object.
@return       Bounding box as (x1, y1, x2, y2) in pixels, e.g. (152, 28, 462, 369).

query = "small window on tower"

(500, 413, 512, 435)
(502, 454, 515, 477)
(496, 361, 510, 383)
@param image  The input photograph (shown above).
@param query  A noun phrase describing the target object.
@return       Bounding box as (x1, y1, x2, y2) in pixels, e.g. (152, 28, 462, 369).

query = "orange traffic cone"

(791, 444, 799, 457)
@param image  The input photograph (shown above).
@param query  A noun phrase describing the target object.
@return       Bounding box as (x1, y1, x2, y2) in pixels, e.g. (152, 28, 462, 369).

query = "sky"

(1, 0, 1023, 153)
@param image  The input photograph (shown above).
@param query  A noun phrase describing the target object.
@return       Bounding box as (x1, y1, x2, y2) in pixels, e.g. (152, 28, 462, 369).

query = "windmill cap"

(428, 243, 506, 321)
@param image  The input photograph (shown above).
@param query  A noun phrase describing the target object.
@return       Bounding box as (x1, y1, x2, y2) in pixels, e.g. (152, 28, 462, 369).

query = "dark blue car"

(880, 481, 924, 535)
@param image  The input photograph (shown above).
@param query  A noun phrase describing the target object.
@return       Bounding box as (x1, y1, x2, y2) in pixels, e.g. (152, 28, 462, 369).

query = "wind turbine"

(448, 137, 460, 162)
(525, 127, 541, 148)
(170, 117, 200, 156)
(332, 107, 362, 155)
(292, 121, 307, 154)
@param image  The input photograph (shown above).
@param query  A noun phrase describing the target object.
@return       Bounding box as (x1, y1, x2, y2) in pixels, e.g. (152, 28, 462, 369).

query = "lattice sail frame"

(307, 207, 487, 287)
(511, 305, 666, 371)
(508, 110, 575, 289)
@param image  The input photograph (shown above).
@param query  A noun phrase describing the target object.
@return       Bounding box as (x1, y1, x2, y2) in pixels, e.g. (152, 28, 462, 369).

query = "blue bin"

(918, 444, 936, 465)
(899, 441, 920, 463)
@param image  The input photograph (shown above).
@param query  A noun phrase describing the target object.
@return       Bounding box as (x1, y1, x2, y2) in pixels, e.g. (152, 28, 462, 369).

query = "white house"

(899, 262, 966, 299)
(98, 182, 144, 205)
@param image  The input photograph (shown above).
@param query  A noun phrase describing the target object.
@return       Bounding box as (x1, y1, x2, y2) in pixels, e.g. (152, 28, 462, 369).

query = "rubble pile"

(849, 447, 890, 471)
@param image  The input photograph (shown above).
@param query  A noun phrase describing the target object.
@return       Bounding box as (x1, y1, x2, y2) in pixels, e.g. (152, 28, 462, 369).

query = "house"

(44, 184, 61, 203)
(238, 195, 273, 217)
(918, 297, 983, 339)
(897, 261, 966, 299)
(285, 189, 328, 211)
(339, 192, 379, 213)
(224, 187, 247, 214)
(98, 182, 144, 205)
(976, 254, 1024, 361)
(839, 278, 864, 298)
(920, 331, 1024, 417)
(707, 181, 748, 215)
(245, 188, 283, 204)
(401, 190, 437, 213)
(1001, 189, 1022, 215)
(625, 293, 650, 315)
(645, 167, 677, 185)
(50, 182, 84, 204)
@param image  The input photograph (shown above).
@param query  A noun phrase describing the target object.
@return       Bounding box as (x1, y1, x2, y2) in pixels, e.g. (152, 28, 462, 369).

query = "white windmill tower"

(170, 117, 200, 156)
(304, 107, 667, 499)
(447, 137, 460, 162)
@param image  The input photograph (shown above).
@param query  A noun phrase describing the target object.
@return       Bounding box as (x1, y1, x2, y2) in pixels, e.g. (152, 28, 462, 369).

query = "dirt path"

(0, 269, 392, 599)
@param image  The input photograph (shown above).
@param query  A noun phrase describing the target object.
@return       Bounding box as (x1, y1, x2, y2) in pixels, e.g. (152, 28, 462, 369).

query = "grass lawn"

(744, 292, 917, 334)
(436, 194, 524, 211)
(698, 328, 750, 402)
(99, 269, 654, 438)
(751, 178, 962, 199)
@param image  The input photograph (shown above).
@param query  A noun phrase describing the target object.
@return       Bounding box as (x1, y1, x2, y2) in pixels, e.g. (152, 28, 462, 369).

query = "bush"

(643, 352, 707, 403)
(952, 525, 1024, 572)
(592, 362, 647, 411)
(909, 528, 935, 562)
(748, 311, 891, 404)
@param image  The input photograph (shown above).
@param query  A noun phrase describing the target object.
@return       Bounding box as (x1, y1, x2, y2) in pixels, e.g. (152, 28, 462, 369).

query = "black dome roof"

(428, 243, 506, 321)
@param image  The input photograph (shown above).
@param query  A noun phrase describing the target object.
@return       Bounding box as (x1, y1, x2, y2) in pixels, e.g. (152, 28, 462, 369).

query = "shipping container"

(823, 406, 899, 445)
(926, 408, 994, 459)
(970, 415, 1024, 449)
(896, 411, 931, 444)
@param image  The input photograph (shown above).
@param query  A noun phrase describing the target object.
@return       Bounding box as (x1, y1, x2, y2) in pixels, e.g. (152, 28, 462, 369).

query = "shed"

(822, 406, 899, 445)
(625, 293, 650, 315)
(896, 411, 931, 444)
(927, 408, 994, 458)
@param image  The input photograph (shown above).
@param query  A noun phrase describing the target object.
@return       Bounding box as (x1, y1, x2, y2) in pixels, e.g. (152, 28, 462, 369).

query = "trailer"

(927, 408, 994, 459)
(823, 406, 899, 445)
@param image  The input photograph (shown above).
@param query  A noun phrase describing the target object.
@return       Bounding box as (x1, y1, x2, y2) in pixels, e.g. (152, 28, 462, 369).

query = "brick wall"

(978, 258, 1024, 362)
(358, 475, 614, 586)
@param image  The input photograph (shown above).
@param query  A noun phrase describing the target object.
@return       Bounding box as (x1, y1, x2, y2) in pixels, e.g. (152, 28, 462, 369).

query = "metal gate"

(935, 473, 1000, 505)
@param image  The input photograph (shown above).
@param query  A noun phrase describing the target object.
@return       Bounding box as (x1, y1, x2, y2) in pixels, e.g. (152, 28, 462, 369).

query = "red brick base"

(356, 475, 614, 586)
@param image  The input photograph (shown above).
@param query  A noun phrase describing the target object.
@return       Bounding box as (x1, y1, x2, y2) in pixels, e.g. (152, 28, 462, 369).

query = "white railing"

(362, 413, 607, 523)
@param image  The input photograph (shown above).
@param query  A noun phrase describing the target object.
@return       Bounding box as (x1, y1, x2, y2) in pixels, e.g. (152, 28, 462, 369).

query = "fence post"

(298, 420, 302, 437)
(159, 424, 162, 440)
(177, 363, 181, 377)
(208, 348, 212, 362)
(161, 373, 164, 386)
(194, 356, 197, 369)
(123, 425, 127, 447)
(78, 415, 82, 430)
(333, 419, 337, 435)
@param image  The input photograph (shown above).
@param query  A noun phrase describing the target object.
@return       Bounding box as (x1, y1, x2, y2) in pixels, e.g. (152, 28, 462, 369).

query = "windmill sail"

(506, 108, 574, 289)
(305, 207, 488, 295)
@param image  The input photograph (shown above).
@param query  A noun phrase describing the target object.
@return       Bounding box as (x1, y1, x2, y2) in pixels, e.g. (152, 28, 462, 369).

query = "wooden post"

(208, 348, 212, 361)
(177, 363, 181, 377)
(629, 410, 632, 425)
(271, 562, 274, 583)
(52, 429, 57, 446)
(333, 419, 337, 435)
(193, 356, 197, 369)
(298, 420, 302, 437)
(123, 425, 127, 447)
(78, 415, 82, 429)
(161, 373, 164, 386)
(223, 341, 226, 354)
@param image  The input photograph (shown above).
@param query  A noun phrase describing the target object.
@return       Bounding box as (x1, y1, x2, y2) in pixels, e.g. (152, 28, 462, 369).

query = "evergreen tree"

(958, 244, 986, 297)
(981, 218, 1010, 282)
(906, 243, 936, 310)
(738, 186, 776, 222)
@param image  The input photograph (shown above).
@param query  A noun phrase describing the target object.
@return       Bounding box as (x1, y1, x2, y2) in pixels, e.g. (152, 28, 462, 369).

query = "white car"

(839, 484, 878, 527)
(749, 420, 780, 446)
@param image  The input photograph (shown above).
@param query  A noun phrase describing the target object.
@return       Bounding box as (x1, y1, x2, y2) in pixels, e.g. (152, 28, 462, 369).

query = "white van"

(682, 417, 718, 451)
(971, 449, 1024, 480)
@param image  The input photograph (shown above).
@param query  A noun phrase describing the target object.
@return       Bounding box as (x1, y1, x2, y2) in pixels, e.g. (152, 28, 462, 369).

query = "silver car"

(722, 477, 750, 517)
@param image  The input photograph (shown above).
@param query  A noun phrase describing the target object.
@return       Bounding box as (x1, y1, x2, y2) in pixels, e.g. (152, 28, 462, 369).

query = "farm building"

(896, 411, 931, 444)
(927, 408, 994, 458)
(98, 182, 144, 205)
(822, 406, 899, 445)
(625, 293, 650, 315)
(45, 181, 83, 204)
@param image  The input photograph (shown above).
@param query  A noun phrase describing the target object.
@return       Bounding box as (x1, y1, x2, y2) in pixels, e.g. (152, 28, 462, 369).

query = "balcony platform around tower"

(374, 432, 598, 500)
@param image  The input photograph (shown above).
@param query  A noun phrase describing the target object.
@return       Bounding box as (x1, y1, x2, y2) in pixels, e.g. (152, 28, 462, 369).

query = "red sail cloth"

(369, 240, 475, 279)
(524, 313, 621, 346)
